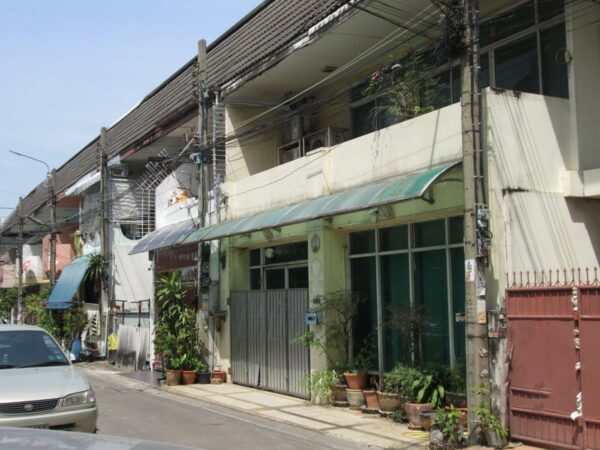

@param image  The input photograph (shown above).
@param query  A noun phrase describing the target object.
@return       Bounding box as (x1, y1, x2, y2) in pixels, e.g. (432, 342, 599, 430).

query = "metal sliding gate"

(230, 289, 310, 399)
(507, 285, 600, 449)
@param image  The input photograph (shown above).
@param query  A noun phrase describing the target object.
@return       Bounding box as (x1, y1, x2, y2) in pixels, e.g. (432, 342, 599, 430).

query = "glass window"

(349, 230, 375, 255)
(351, 257, 378, 357)
(250, 268, 261, 290)
(289, 266, 309, 289)
(381, 254, 412, 370)
(264, 242, 307, 265)
(449, 216, 464, 244)
(541, 23, 569, 98)
(413, 250, 449, 366)
(380, 225, 408, 252)
(538, 0, 564, 22)
(0, 330, 69, 368)
(451, 248, 466, 364)
(432, 70, 451, 110)
(480, 1, 535, 47)
(352, 101, 377, 138)
(265, 268, 285, 290)
(480, 53, 490, 90)
(250, 249, 261, 266)
(495, 34, 540, 94)
(413, 220, 445, 248)
(451, 65, 462, 104)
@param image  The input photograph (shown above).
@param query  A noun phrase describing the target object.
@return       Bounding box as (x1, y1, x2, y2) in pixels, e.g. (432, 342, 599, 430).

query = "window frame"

(347, 217, 464, 372)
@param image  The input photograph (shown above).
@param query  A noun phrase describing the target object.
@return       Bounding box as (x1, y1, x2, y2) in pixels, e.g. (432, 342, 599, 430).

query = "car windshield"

(0, 330, 69, 369)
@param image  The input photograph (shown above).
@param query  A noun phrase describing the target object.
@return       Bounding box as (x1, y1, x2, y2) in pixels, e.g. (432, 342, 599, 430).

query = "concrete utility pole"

(461, 0, 490, 439)
(197, 39, 207, 229)
(98, 127, 109, 344)
(48, 169, 57, 287)
(16, 197, 24, 324)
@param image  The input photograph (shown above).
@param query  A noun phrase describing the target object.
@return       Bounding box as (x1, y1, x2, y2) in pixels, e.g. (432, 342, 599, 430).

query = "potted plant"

(362, 376, 380, 411)
(211, 366, 227, 383)
(472, 383, 508, 446)
(302, 369, 338, 405)
(429, 406, 467, 449)
(196, 360, 211, 384)
(404, 368, 444, 429)
(294, 291, 365, 404)
(164, 356, 183, 386)
(377, 363, 422, 413)
(345, 344, 375, 409)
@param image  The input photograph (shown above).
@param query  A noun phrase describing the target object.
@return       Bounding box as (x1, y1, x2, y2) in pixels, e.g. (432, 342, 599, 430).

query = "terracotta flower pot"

(330, 382, 348, 403)
(420, 410, 437, 431)
(344, 372, 367, 390)
(346, 388, 365, 410)
(363, 389, 380, 410)
(182, 370, 197, 385)
(377, 391, 403, 412)
(211, 370, 227, 383)
(165, 369, 182, 386)
(404, 402, 433, 429)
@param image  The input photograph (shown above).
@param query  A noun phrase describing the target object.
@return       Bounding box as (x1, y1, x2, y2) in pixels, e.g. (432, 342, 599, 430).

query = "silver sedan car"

(0, 325, 97, 432)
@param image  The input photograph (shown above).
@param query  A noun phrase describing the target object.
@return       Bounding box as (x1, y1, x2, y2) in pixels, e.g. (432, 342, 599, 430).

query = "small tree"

(363, 51, 444, 124)
(153, 271, 202, 370)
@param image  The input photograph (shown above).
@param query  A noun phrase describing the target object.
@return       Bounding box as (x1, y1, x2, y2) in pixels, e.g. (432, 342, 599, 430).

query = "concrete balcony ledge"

(560, 169, 600, 198)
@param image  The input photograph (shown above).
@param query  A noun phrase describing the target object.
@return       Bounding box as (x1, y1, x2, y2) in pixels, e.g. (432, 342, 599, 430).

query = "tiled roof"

(2, 0, 346, 233)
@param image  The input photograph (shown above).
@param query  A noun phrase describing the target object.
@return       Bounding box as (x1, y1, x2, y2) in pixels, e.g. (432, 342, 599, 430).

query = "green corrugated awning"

(184, 162, 459, 244)
(47, 255, 92, 309)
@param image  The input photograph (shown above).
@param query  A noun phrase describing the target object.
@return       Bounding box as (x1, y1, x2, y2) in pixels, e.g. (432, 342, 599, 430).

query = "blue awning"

(47, 255, 92, 309)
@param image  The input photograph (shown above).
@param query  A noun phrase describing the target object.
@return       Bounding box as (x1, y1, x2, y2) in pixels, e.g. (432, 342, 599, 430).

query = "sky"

(0, 0, 261, 218)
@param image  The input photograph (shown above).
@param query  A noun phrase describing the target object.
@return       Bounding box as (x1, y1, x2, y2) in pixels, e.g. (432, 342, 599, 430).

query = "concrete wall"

(486, 90, 599, 292)
(110, 225, 152, 304)
(155, 163, 198, 229)
(225, 107, 278, 182)
(566, 3, 600, 172)
(21, 243, 43, 284)
(42, 225, 77, 276)
(222, 102, 463, 220)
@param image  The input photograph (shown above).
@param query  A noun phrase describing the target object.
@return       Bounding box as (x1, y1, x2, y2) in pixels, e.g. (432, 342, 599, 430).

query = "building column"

(306, 220, 347, 373)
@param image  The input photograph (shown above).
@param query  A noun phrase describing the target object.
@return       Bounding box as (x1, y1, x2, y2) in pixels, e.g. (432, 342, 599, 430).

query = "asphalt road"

(82, 368, 369, 450)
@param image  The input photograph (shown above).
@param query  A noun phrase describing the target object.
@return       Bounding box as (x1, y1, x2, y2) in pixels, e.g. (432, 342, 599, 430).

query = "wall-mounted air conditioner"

(278, 142, 302, 165)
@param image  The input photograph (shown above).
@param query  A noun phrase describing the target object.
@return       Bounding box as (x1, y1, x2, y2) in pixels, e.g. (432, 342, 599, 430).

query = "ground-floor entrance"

(507, 284, 600, 449)
(230, 289, 310, 399)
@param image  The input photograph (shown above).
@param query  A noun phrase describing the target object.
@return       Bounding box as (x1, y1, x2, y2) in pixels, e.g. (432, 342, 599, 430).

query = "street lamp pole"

(9, 151, 57, 287)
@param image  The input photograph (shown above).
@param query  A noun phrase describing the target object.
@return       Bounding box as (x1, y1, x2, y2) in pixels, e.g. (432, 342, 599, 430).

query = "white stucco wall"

(110, 226, 152, 308)
(222, 102, 463, 220)
(486, 90, 600, 289)
(155, 163, 198, 230)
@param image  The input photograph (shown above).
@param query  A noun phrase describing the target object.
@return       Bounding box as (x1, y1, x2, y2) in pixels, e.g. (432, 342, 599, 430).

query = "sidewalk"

(163, 382, 429, 449)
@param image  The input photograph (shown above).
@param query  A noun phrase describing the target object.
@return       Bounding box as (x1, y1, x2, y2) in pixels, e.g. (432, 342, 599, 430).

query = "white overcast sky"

(0, 0, 261, 217)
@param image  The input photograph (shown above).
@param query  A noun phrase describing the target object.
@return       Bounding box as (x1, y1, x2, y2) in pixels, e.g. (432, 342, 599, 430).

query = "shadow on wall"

(566, 197, 600, 266)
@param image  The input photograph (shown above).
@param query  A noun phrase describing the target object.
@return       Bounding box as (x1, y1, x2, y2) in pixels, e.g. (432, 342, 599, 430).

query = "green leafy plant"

(153, 271, 205, 372)
(0, 288, 17, 321)
(381, 363, 423, 398)
(348, 338, 377, 374)
(363, 50, 445, 123)
(84, 254, 108, 284)
(413, 371, 445, 408)
(22, 290, 59, 337)
(472, 383, 508, 446)
(392, 409, 406, 423)
(302, 369, 339, 404)
(431, 406, 466, 449)
(62, 306, 88, 341)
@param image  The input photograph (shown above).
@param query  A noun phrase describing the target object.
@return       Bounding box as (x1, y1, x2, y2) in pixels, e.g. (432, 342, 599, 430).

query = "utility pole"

(197, 39, 207, 229)
(461, 0, 490, 440)
(48, 169, 57, 286)
(98, 127, 109, 345)
(16, 197, 24, 324)
(196, 38, 213, 367)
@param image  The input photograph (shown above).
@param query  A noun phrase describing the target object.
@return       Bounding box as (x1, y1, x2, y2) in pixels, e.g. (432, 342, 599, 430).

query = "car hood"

(0, 365, 90, 403)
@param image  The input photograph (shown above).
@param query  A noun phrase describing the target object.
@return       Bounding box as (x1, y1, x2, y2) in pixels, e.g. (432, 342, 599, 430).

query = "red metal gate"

(507, 280, 600, 449)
